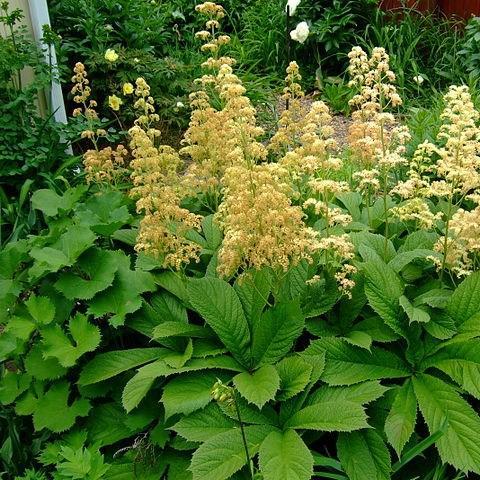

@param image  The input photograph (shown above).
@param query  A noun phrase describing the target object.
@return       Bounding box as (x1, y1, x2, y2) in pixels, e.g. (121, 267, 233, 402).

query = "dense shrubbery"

(3, 2, 480, 480)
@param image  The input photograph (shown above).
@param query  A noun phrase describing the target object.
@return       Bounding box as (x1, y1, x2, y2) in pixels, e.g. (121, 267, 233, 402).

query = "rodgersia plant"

(6, 2, 480, 480)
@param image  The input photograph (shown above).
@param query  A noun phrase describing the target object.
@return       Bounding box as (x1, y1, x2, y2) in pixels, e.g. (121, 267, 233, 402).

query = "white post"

(27, 0, 68, 125)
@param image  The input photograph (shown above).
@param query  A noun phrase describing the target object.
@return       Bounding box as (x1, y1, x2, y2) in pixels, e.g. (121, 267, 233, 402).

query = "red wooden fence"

(380, 0, 480, 18)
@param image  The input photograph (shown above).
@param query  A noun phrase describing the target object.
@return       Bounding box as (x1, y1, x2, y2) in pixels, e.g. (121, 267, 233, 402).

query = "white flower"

(290, 21, 309, 44)
(413, 75, 424, 85)
(176, 101, 185, 108)
(285, 0, 301, 15)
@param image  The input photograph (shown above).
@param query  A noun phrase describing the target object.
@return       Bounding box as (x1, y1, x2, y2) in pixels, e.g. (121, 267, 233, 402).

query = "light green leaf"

(42, 314, 101, 368)
(190, 425, 276, 480)
(447, 271, 480, 327)
(259, 430, 314, 480)
(24, 345, 67, 380)
(388, 249, 437, 273)
(234, 365, 280, 409)
(363, 257, 405, 336)
(399, 295, 430, 324)
(276, 356, 312, 401)
(343, 331, 372, 350)
(284, 400, 369, 432)
(78, 348, 166, 385)
(0, 371, 31, 405)
(422, 341, 480, 398)
(25, 295, 55, 325)
(31, 187, 86, 216)
(413, 373, 480, 473)
(202, 215, 222, 251)
(307, 338, 409, 386)
(308, 381, 389, 406)
(54, 248, 119, 300)
(188, 277, 251, 366)
(171, 404, 237, 442)
(162, 371, 230, 419)
(88, 251, 156, 327)
(153, 322, 212, 340)
(234, 270, 271, 327)
(385, 379, 417, 457)
(337, 430, 391, 480)
(122, 374, 156, 413)
(252, 300, 304, 367)
(33, 382, 91, 432)
(150, 291, 188, 323)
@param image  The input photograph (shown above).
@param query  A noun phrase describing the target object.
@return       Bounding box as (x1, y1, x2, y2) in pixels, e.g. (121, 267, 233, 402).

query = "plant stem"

(233, 392, 254, 479)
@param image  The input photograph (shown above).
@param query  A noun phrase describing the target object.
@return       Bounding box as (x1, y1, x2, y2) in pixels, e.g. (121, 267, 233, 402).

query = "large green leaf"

(422, 340, 480, 399)
(252, 300, 304, 367)
(447, 271, 480, 327)
(33, 382, 91, 432)
(384, 380, 417, 457)
(363, 257, 405, 336)
(78, 348, 166, 385)
(413, 373, 480, 473)
(172, 404, 237, 442)
(54, 248, 119, 300)
(306, 338, 409, 385)
(188, 277, 251, 366)
(307, 381, 388, 406)
(259, 430, 314, 480)
(337, 430, 391, 480)
(233, 365, 280, 409)
(284, 399, 369, 432)
(88, 251, 156, 327)
(190, 425, 277, 480)
(41, 314, 101, 368)
(162, 371, 230, 419)
(234, 270, 271, 328)
(399, 296, 430, 324)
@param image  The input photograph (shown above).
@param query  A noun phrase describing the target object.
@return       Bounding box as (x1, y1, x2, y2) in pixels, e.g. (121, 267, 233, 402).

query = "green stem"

(233, 392, 254, 479)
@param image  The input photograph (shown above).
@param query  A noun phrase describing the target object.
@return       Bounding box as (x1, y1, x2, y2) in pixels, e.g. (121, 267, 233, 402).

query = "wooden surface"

(439, 0, 480, 18)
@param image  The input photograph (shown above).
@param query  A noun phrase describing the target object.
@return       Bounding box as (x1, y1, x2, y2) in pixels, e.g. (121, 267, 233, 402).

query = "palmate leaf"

(33, 382, 91, 432)
(41, 314, 101, 368)
(305, 338, 409, 386)
(31, 186, 86, 217)
(172, 404, 238, 443)
(422, 340, 480, 399)
(189, 425, 277, 480)
(78, 347, 167, 385)
(187, 277, 251, 366)
(413, 373, 480, 473)
(259, 430, 314, 480)
(233, 365, 280, 409)
(384, 379, 417, 457)
(337, 430, 391, 480)
(88, 251, 156, 327)
(162, 371, 231, 419)
(54, 248, 119, 300)
(251, 300, 305, 367)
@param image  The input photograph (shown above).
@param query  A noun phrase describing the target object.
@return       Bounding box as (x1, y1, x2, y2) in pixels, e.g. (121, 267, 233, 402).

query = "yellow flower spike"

(108, 94, 123, 111)
(104, 48, 119, 62)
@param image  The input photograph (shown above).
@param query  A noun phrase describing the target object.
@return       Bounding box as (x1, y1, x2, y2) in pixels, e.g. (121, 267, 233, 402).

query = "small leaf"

(234, 365, 280, 409)
(259, 430, 314, 480)
(276, 357, 312, 401)
(33, 382, 91, 432)
(162, 372, 230, 419)
(399, 296, 430, 324)
(42, 314, 101, 368)
(25, 295, 55, 325)
(385, 379, 417, 457)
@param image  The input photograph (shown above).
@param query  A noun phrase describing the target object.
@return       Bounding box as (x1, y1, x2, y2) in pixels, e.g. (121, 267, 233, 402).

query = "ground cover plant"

(3, 1, 480, 480)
